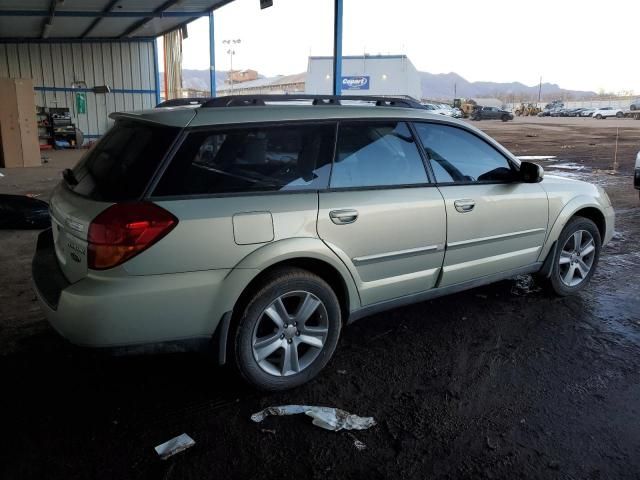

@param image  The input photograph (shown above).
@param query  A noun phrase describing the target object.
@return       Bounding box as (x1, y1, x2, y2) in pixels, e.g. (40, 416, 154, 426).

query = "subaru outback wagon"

(33, 95, 614, 390)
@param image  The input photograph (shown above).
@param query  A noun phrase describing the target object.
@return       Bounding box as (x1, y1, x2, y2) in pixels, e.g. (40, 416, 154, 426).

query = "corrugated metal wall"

(0, 40, 159, 140)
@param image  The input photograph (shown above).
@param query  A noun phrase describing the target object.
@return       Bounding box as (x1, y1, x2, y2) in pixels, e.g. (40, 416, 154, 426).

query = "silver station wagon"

(32, 95, 615, 390)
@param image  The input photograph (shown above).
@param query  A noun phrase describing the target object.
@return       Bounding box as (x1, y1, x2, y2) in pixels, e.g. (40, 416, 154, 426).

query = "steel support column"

(153, 38, 162, 105)
(332, 0, 343, 96)
(209, 10, 216, 97)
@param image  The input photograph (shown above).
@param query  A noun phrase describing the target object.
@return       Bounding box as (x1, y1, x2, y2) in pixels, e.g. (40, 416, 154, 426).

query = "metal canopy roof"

(0, 0, 234, 41)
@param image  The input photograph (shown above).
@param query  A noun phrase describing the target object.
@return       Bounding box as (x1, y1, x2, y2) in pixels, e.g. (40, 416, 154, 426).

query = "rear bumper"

(32, 229, 245, 348)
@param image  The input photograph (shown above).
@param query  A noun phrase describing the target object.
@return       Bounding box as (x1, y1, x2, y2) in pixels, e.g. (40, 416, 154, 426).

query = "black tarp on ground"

(0, 194, 50, 229)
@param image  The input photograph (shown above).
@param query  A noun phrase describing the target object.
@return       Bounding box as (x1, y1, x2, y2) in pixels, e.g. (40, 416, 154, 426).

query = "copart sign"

(341, 76, 370, 90)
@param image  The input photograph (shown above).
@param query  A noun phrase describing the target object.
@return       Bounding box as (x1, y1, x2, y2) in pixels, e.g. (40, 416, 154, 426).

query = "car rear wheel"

(616, 111, 623, 118)
(542, 217, 601, 296)
(234, 267, 341, 391)
(595, 114, 603, 119)
(631, 105, 637, 111)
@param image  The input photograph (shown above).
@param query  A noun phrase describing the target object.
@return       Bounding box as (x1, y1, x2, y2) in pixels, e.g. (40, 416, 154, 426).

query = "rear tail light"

(88, 202, 178, 270)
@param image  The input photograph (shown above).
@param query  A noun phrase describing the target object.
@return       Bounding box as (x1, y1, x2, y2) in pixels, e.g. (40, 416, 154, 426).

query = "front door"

(413, 122, 548, 287)
(317, 121, 446, 306)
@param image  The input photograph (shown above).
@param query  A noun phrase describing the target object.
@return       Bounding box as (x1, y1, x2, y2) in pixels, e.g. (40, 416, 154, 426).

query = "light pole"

(222, 39, 241, 93)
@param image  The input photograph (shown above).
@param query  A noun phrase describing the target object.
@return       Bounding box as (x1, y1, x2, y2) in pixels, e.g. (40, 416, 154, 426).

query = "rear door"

(51, 120, 181, 282)
(413, 122, 548, 287)
(317, 121, 446, 306)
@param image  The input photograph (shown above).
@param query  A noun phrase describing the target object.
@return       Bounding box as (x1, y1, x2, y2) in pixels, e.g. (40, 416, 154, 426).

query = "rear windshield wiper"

(62, 168, 79, 186)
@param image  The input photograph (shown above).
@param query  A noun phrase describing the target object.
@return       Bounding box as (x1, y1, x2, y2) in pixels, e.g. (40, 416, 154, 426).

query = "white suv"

(593, 107, 624, 119)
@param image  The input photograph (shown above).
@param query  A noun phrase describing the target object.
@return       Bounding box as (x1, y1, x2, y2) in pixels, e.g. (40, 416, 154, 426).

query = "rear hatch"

(50, 119, 181, 283)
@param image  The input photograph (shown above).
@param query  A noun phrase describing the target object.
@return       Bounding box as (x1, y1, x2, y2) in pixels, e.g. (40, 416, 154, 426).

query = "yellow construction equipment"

(515, 103, 541, 116)
(453, 98, 477, 118)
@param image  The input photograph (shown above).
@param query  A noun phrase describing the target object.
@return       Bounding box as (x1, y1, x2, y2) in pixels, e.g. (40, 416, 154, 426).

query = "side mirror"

(519, 161, 544, 183)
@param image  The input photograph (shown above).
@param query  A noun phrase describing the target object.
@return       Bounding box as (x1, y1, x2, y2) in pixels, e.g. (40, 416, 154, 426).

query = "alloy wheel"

(558, 229, 596, 287)
(251, 291, 329, 376)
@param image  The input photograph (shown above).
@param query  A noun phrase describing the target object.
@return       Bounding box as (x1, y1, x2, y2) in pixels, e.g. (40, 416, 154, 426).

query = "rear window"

(153, 123, 335, 196)
(69, 120, 179, 201)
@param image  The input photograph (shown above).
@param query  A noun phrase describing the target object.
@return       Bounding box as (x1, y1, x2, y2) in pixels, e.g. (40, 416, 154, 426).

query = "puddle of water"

(517, 155, 557, 161)
(548, 163, 585, 170)
(545, 170, 586, 180)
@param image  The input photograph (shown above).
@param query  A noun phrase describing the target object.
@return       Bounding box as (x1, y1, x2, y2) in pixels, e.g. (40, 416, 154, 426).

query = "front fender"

(538, 195, 607, 261)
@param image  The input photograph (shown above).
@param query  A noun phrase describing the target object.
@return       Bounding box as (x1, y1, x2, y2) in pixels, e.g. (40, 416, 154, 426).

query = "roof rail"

(200, 94, 425, 109)
(155, 97, 207, 108)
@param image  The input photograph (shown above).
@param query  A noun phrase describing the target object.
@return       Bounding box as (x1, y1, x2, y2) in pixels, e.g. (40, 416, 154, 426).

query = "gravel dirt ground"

(1, 117, 639, 480)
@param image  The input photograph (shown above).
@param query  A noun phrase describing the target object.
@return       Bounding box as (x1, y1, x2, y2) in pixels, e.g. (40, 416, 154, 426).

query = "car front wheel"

(542, 217, 601, 296)
(616, 111, 623, 118)
(234, 267, 341, 391)
(595, 114, 603, 119)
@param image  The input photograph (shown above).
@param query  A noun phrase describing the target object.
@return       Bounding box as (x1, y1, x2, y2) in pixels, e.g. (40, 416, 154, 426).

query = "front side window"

(154, 123, 335, 196)
(413, 123, 515, 184)
(331, 121, 428, 188)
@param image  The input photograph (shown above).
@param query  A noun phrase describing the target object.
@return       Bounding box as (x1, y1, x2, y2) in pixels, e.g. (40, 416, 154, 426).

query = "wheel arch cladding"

(232, 258, 351, 327)
(539, 196, 606, 261)
(572, 207, 606, 240)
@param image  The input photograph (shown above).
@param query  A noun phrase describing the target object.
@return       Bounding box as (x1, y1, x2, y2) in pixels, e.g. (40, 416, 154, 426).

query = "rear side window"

(331, 122, 427, 188)
(413, 123, 515, 183)
(154, 123, 335, 196)
(70, 120, 179, 201)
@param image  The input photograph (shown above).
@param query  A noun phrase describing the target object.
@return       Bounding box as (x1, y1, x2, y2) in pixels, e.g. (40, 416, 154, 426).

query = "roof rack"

(155, 97, 207, 108)
(200, 94, 425, 109)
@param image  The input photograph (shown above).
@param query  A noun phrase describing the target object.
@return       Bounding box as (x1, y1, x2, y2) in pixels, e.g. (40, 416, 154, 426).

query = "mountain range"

(419, 72, 595, 101)
(181, 68, 596, 101)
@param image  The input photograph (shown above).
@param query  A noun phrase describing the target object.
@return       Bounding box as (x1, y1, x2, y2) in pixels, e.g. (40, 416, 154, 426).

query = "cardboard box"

(0, 78, 41, 168)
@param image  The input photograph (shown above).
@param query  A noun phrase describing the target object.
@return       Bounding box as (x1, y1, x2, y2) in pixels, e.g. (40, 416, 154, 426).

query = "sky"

(176, 0, 639, 93)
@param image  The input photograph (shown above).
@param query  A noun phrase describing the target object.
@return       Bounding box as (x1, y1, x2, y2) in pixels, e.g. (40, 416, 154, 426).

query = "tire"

(501, 115, 509, 122)
(616, 111, 623, 118)
(631, 105, 637, 111)
(540, 217, 601, 296)
(595, 114, 602, 119)
(234, 267, 341, 391)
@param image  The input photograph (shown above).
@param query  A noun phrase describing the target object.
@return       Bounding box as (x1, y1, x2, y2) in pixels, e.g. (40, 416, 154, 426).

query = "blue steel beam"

(0, 10, 209, 18)
(80, 0, 120, 38)
(153, 38, 162, 105)
(119, 0, 185, 38)
(209, 11, 216, 97)
(333, 0, 343, 96)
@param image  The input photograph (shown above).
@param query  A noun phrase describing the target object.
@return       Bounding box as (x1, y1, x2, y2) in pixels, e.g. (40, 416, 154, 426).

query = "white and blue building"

(305, 54, 422, 100)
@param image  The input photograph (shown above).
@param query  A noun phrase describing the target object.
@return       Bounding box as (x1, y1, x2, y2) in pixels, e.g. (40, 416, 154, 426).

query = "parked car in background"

(422, 103, 453, 116)
(566, 108, 588, 117)
(539, 106, 564, 117)
(437, 104, 462, 118)
(630, 99, 640, 111)
(579, 108, 597, 117)
(593, 107, 624, 119)
(451, 106, 463, 118)
(32, 95, 614, 391)
(471, 106, 514, 121)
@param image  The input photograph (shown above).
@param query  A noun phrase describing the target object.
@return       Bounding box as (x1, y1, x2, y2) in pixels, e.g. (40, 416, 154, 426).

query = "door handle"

(329, 209, 359, 225)
(454, 199, 475, 213)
